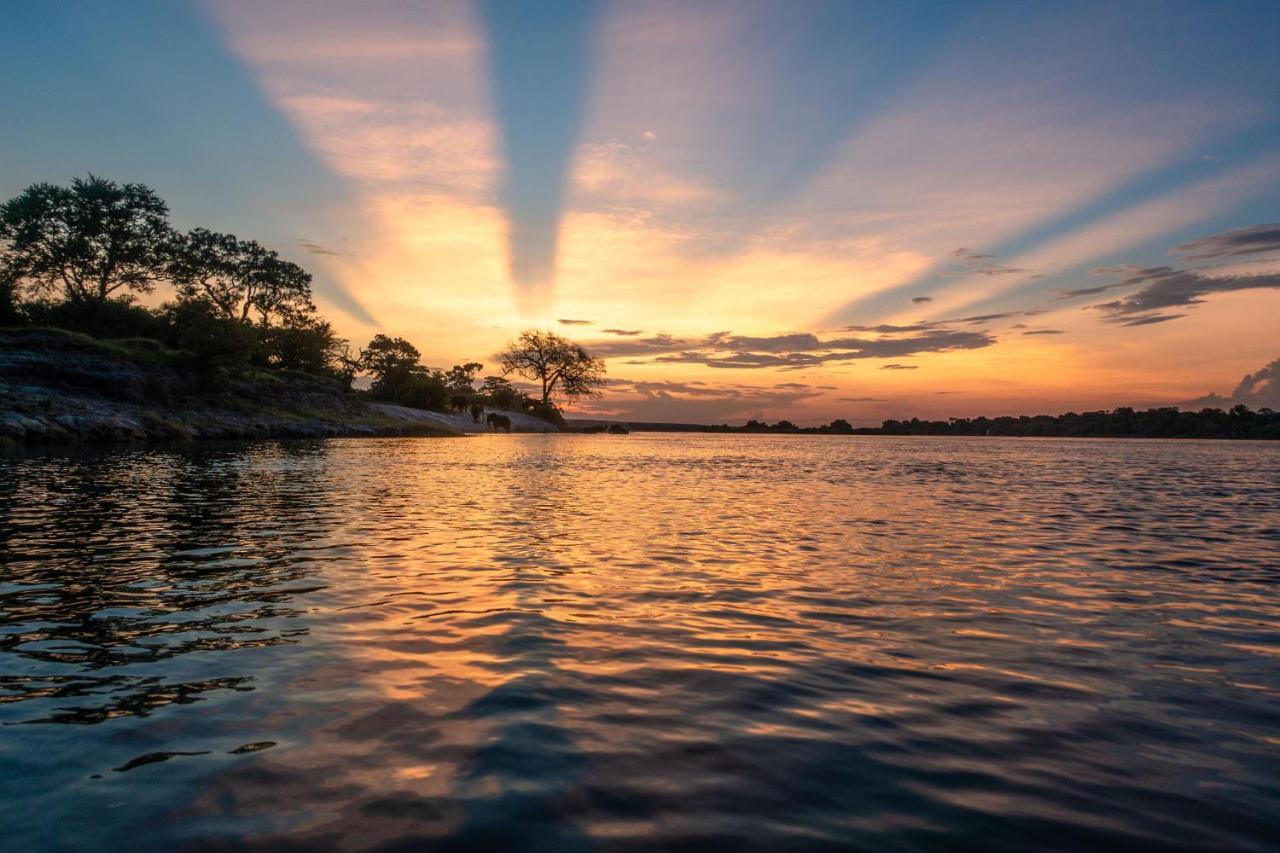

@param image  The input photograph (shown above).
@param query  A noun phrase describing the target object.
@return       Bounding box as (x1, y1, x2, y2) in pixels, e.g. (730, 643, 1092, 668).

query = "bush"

(161, 299, 258, 370)
(526, 400, 567, 427)
(396, 371, 451, 411)
(0, 276, 18, 325)
(259, 319, 341, 376)
(22, 297, 168, 340)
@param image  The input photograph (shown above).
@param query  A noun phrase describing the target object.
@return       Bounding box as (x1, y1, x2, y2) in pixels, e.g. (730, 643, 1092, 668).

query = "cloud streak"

(1093, 266, 1280, 322)
(588, 328, 996, 370)
(1173, 223, 1280, 261)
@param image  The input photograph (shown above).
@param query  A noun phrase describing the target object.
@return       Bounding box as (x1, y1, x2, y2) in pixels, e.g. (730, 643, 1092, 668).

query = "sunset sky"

(4, 0, 1279, 424)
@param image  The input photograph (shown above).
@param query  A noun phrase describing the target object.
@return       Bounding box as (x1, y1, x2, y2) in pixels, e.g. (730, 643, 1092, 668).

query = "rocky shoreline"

(0, 328, 554, 445)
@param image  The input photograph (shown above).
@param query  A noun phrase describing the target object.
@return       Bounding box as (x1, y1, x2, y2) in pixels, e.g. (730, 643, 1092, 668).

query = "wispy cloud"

(1173, 223, 1280, 261)
(589, 328, 995, 370)
(1093, 265, 1280, 322)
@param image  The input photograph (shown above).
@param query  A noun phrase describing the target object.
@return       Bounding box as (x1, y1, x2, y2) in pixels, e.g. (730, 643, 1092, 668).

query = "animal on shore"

(449, 394, 469, 413)
(486, 413, 512, 432)
(470, 402, 484, 424)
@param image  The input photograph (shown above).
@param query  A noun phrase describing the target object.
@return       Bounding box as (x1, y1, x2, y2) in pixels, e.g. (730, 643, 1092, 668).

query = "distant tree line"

(876, 406, 1279, 439)
(0, 175, 605, 421)
(636, 407, 1277, 439)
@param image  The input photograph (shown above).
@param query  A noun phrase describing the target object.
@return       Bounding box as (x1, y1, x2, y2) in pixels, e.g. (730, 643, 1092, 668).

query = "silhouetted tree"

(876, 405, 1280, 439)
(161, 297, 259, 370)
(443, 362, 483, 392)
(0, 175, 172, 307)
(169, 227, 313, 326)
(334, 340, 364, 389)
(499, 329, 605, 406)
(361, 334, 425, 400)
(259, 317, 344, 375)
(479, 375, 523, 409)
(0, 271, 17, 325)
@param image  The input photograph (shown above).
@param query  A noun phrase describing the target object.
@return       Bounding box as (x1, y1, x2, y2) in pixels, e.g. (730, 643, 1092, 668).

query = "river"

(2, 435, 1278, 850)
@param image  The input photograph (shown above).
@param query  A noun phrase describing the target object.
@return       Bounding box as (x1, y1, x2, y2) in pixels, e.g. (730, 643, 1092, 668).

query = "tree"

(442, 362, 483, 392)
(498, 329, 605, 406)
(479, 375, 524, 409)
(0, 175, 173, 306)
(361, 334, 426, 401)
(260, 317, 343, 375)
(0, 271, 19, 325)
(162, 297, 259, 370)
(169, 227, 313, 326)
(333, 340, 364, 389)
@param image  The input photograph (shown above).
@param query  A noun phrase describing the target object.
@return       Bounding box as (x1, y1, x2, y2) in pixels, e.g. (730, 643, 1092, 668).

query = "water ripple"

(1, 436, 1278, 850)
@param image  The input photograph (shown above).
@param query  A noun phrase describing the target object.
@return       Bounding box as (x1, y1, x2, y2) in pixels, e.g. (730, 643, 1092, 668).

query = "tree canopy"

(0, 175, 172, 305)
(169, 227, 314, 326)
(361, 334, 425, 400)
(498, 330, 606, 405)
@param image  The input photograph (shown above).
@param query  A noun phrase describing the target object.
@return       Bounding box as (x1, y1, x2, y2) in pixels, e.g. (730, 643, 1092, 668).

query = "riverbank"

(0, 328, 552, 444)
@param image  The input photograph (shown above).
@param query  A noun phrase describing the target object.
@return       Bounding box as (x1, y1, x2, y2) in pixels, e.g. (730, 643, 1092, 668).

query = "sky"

(3, 0, 1279, 425)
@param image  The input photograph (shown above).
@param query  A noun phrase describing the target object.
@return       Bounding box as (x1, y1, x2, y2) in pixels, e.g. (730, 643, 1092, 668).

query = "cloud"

(1173, 224, 1280, 261)
(589, 333, 700, 358)
(583, 376, 825, 423)
(1183, 356, 1280, 410)
(837, 396, 888, 402)
(1093, 266, 1280, 321)
(973, 265, 1030, 277)
(557, 318, 593, 325)
(881, 363, 918, 370)
(1022, 329, 1064, 335)
(840, 310, 1034, 335)
(950, 312, 1024, 325)
(296, 238, 343, 257)
(910, 296, 933, 303)
(949, 247, 1031, 277)
(592, 328, 995, 369)
(601, 328, 643, 335)
(840, 322, 940, 334)
(1058, 283, 1120, 299)
(1115, 313, 1185, 327)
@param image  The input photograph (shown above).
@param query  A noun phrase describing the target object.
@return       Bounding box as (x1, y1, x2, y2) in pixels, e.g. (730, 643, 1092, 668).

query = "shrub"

(0, 275, 18, 325)
(22, 297, 168, 340)
(525, 400, 567, 427)
(161, 298, 258, 370)
(397, 371, 451, 411)
(259, 319, 341, 376)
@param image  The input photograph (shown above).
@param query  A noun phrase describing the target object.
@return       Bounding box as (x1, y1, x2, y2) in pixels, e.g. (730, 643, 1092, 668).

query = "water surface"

(2, 435, 1278, 850)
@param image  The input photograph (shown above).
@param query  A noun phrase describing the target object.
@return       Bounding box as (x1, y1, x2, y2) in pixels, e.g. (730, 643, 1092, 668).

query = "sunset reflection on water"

(2, 435, 1278, 850)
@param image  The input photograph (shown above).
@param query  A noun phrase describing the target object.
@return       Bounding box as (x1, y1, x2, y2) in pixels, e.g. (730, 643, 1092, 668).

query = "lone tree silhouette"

(0, 175, 172, 306)
(499, 329, 605, 406)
